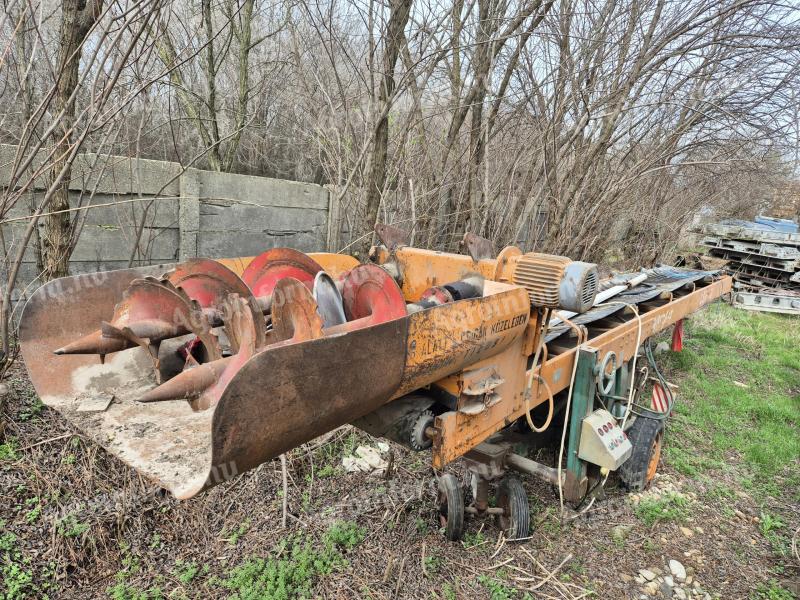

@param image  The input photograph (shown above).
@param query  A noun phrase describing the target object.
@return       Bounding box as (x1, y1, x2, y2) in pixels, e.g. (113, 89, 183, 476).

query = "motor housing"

(510, 253, 598, 313)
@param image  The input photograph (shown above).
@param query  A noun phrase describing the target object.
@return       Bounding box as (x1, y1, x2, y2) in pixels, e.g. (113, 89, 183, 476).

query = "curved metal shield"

(19, 264, 409, 499)
(312, 271, 346, 328)
(241, 248, 323, 298)
(201, 316, 408, 497)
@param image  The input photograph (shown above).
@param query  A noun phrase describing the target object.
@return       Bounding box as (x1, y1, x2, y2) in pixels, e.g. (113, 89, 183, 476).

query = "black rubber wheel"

(437, 474, 464, 541)
(619, 417, 665, 491)
(496, 477, 530, 541)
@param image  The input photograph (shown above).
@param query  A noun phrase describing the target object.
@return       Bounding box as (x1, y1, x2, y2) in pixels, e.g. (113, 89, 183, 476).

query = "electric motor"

(509, 253, 598, 313)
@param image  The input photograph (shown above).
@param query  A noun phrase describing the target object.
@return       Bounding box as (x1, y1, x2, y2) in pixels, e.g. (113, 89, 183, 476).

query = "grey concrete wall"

(186, 168, 329, 260)
(0, 144, 330, 300)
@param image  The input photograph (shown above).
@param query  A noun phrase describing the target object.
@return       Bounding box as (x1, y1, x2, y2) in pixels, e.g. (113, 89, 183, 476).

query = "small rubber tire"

(409, 410, 435, 451)
(496, 477, 530, 541)
(437, 473, 465, 541)
(619, 417, 665, 491)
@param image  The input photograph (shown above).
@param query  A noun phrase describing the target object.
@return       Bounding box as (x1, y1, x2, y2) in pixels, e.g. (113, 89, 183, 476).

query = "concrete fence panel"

(0, 145, 331, 302)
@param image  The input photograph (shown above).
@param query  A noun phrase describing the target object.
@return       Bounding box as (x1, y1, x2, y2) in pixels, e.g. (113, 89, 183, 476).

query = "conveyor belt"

(545, 266, 721, 343)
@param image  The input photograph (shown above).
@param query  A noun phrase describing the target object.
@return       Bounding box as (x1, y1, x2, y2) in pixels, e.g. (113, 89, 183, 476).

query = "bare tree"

(153, 0, 289, 172)
(361, 0, 413, 256)
(1, 0, 799, 366)
(40, 0, 104, 280)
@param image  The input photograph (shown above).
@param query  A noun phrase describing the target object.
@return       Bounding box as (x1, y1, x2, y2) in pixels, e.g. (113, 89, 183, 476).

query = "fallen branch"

(19, 433, 74, 451)
(280, 453, 288, 528)
(523, 549, 573, 591)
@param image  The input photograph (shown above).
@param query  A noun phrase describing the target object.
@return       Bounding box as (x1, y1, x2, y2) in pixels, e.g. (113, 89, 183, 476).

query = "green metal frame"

(564, 347, 633, 503)
(564, 347, 597, 502)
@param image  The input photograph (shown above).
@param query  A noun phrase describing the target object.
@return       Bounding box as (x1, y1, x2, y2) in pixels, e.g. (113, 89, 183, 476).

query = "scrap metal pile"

(696, 216, 800, 315)
(19, 228, 731, 538)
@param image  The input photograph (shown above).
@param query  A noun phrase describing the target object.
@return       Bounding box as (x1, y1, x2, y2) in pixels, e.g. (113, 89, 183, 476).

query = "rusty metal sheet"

(395, 281, 529, 396)
(215, 253, 358, 279)
(373, 246, 499, 301)
(20, 264, 175, 398)
(241, 248, 323, 298)
(430, 334, 528, 468)
(374, 223, 410, 250)
(20, 264, 410, 498)
(462, 233, 496, 261)
(19, 265, 216, 498)
(205, 317, 408, 496)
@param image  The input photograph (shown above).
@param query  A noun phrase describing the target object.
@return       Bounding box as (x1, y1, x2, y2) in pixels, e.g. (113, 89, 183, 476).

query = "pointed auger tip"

(137, 358, 229, 404)
(53, 348, 65, 355)
(137, 393, 176, 404)
(138, 385, 185, 404)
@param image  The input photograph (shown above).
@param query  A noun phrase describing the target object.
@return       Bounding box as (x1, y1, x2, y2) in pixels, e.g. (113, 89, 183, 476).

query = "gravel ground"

(0, 343, 797, 599)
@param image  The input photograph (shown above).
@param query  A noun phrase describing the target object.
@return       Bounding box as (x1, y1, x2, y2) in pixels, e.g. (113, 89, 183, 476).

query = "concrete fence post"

(325, 185, 339, 252)
(178, 169, 201, 261)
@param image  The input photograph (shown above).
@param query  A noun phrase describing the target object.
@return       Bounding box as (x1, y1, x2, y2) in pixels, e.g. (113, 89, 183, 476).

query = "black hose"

(630, 339, 674, 421)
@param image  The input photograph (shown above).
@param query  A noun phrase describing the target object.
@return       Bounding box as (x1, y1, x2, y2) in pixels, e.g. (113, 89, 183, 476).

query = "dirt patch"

(1, 351, 798, 599)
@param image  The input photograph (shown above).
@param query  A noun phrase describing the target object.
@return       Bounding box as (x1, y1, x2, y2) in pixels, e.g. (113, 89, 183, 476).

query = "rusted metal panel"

(430, 331, 529, 469)
(206, 317, 408, 497)
(19, 265, 215, 498)
(462, 233, 496, 261)
(215, 252, 358, 278)
(374, 223, 410, 251)
(20, 264, 410, 498)
(395, 281, 529, 396)
(374, 246, 501, 301)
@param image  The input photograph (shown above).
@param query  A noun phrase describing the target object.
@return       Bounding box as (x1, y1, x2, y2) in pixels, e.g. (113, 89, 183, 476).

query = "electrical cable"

(523, 309, 554, 433)
(628, 339, 676, 421)
(524, 375, 554, 433)
(556, 315, 587, 516)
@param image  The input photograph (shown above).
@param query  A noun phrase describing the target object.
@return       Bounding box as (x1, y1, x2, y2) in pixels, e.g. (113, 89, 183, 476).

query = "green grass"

(423, 549, 443, 575)
(752, 580, 796, 600)
(0, 438, 19, 462)
(173, 560, 203, 585)
(316, 464, 337, 478)
(634, 492, 691, 527)
(56, 513, 90, 538)
(24, 497, 41, 524)
(107, 544, 164, 600)
(440, 583, 457, 600)
(758, 512, 792, 559)
(0, 520, 39, 600)
(461, 530, 487, 549)
(17, 396, 44, 422)
(223, 519, 251, 545)
(477, 574, 519, 600)
(663, 303, 799, 493)
(219, 521, 365, 600)
(323, 521, 365, 549)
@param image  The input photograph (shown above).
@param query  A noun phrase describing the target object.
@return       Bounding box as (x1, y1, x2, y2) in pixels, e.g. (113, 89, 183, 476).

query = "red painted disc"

(341, 264, 406, 323)
(241, 248, 323, 298)
(167, 258, 254, 309)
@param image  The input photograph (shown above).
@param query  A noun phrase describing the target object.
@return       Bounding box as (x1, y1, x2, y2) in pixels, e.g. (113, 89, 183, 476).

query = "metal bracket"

(462, 233, 496, 262)
(374, 223, 410, 252)
(457, 366, 504, 415)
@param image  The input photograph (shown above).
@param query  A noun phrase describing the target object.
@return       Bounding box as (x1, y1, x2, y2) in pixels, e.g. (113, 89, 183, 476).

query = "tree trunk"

(42, 0, 102, 280)
(360, 0, 413, 257)
(463, 0, 493, 236)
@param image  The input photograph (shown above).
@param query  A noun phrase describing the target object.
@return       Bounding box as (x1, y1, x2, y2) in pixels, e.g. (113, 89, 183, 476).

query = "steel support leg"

(564, 347, 598, 503)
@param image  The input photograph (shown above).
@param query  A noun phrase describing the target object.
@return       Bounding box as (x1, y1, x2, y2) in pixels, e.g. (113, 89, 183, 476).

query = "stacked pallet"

(696, 217, 800, 315)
